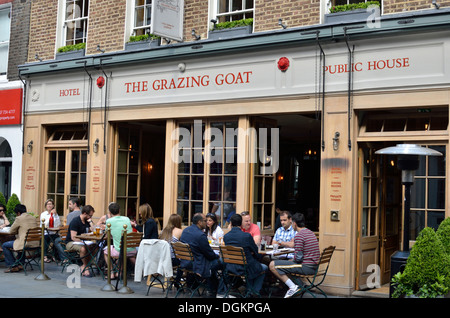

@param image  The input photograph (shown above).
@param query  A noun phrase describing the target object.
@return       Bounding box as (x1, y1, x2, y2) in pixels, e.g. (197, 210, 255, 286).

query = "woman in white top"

(0, 204, 10, 230)
(206, 213, 224, 244)
(40, 199, 61, 262)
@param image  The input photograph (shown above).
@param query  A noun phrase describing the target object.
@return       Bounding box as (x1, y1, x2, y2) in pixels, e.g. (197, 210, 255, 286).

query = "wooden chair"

(57, 225, 82, 271)
(10, 227, 42, 275)
(171, 241, 208, 298)
(219, 245, 264, 298)
(285, 245, 336, 298)
(111, 231, 142, 281)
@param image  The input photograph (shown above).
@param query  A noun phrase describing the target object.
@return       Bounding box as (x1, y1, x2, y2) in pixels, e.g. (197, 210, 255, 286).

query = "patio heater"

(375, 144, 442, 296)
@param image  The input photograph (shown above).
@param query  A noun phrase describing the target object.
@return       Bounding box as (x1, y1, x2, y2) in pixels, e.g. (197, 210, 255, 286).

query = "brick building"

(0, 0, 31, 200)
(17, 0, 450, 296)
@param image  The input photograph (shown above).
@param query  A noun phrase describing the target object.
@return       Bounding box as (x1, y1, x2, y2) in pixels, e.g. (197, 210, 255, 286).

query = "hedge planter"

(55, 49, 85, 60)
(208, 25, 252, 40)
(324, 8, 380, 24)
(125, 38, 161, 51)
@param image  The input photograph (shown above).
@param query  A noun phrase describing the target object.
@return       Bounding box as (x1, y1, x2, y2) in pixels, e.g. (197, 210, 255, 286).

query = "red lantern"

(97, 76, 105, 88)
(278, 57, 290, 72)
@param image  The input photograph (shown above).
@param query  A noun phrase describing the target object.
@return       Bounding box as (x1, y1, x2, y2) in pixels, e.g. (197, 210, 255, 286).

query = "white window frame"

(209, 0, 254, 24)
(0, 4, 11, 80)
(55, 0, 89, 51)
(125, 0, 154, 44)
(324, 0, 383, 13)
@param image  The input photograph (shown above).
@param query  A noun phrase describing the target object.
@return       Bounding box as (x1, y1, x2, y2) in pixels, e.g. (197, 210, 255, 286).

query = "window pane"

(428, 179, 445, 209)
(191, 176, 203, 200)
(177, 175, 190, 199)
(410, 178, 425, 209)
(428, 146, 445, 176)
(410, 210, 425, 240)
(209, 176, 222, 201)
(427, 211, 445, 231)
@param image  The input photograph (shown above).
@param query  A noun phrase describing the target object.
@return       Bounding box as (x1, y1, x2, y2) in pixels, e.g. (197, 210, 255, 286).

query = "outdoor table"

(74, 232, 106, 278)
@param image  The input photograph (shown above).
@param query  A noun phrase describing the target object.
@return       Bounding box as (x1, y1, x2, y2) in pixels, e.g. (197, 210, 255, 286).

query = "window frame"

(0, 4, 11, 79)
(210, 0, 254, 24)
(56, 0, 89, 50)
(175, 119, 239, 227)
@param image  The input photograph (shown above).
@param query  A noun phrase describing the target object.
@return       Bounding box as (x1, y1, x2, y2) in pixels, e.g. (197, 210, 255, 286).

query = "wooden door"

(379, 155, 401, 284)
(356, 147, 380, 290)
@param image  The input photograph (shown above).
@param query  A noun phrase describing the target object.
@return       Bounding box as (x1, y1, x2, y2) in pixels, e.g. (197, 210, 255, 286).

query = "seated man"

(272, 210, 297, 258)
(65, 204, 96, 277)
(103, 202, 137, 279)
(240, 211, 261, 246)
(2, 204, 39, 273)
(179, 213, 222, 296)
(269, 212, 320, 298)
(223, 213, 267, 296)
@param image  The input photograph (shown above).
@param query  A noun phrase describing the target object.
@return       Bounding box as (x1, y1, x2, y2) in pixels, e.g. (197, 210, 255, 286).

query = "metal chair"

(286, 245, 336, 298)
(219, 244, 263, 298)
(171, 241, 208, 298)
(10, 227, 42, 275)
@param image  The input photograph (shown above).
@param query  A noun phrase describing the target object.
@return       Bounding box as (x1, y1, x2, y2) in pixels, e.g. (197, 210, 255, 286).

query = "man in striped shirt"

(269, 212, 320, 298)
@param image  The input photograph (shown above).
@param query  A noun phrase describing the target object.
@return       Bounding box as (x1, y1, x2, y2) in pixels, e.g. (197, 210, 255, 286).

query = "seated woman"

(39, 199, 62, 263)
(159, 214, 183, 266)
(206, 213, 224, 244)
(132, 203, 159, 239)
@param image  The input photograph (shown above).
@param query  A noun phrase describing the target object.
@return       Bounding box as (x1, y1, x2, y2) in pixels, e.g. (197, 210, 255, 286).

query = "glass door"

(46, 149, 87, 218)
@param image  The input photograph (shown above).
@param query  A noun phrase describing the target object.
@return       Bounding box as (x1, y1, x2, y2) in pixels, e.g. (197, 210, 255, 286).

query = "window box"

(55, 49, 85, 60)
(208, 25, 252, 40)
(324, 8, 380, 24)
(55, 43, 86, 60)
(125, 38, 161, 51)
(125, 34, 161, 51)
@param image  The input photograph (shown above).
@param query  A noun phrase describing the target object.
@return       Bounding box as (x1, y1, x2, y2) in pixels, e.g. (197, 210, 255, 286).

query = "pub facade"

(18, 0, 450, 295)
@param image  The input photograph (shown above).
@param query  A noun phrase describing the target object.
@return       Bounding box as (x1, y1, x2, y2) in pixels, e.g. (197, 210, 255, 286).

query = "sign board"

(151, 0, 184, 42)
(0, 88, 22, 125)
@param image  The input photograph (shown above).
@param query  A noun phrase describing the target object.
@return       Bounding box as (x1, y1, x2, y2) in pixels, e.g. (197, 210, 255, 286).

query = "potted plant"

(125, 34, 161, 51)
(208, 18, 253, 40)
(391, 227, 450, 298)
(324, 1, 380, 24)
(55, 43, 86, 60)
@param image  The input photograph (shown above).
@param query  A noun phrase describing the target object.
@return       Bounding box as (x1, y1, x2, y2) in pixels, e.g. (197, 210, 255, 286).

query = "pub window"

(132, 0, 152, 36)
(176, 120, 238, 226)
(250, 120, 276, 234)
(45, 126, 88, 220)
(330, 0, 381, 6)
(0, 5, 11, 77)
(63, 0, 89, 46)
(359, 109, 449, 135)
(116, 127, 141, 219)
(410, 145, 446, 239)
(215, 0, 254, 23)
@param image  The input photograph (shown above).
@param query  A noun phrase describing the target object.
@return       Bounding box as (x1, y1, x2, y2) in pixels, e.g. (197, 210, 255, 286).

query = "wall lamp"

(278, 18, 287, 29)
(210, 18, 218, 30)
(93, 138, 100, 154)
(96, 44, 105, 53)
(27, 140, 33, 154)
(192, 29, 201, 41)
(332, 132, 340, 151)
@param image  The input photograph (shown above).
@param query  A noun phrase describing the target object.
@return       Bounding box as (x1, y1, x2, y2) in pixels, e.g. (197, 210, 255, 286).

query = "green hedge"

(128, 34, 161, 43)
(57, 42, 86, 53)
(212, 18, 253, 31)
(329, 1, 380, 13)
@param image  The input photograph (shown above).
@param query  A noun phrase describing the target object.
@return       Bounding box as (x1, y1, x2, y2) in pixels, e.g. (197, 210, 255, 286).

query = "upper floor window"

(215, 0, 254, 23)
(328, 0, 382, 10)
(133, 0, 152, 36)
(0, 6, 11, 77)
(63, 0, 89, 46)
